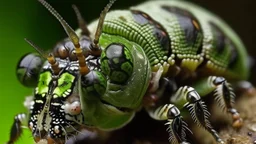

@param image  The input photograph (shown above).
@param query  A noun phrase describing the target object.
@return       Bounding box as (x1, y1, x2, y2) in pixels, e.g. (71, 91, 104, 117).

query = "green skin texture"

(13, 1, 249, 142)
(53, 72, 75, 98)
(79, 34, 151, 129)
(84, 0, 249, 129)
(88, 1, 249, 81)
(36, 71, 75, 97)
(37, 71, 51, 95)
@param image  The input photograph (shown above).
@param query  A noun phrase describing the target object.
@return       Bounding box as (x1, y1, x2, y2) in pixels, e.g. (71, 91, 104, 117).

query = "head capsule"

(16, 53, 44, 87)
(100, 43, 134, 84)
(25, 0, 117, 142)
(28, 70, 84, 143)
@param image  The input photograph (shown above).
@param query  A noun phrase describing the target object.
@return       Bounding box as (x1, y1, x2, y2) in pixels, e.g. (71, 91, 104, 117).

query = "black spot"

(153, 26, 171, 55)
(196, 43, 203, 55)
(248, 132, 253, 137)
(209, 22, 226, 53)
(209, 22, 239, 68)
(227, 39, 239, 68)
(131, 10, 171, 55)
(162, 6, 201, 46)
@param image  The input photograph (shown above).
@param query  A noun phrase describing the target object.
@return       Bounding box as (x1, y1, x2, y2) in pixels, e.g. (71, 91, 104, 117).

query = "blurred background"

(0, 0, 254, 143)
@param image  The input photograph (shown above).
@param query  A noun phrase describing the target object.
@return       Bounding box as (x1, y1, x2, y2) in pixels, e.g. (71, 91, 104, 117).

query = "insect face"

(28, 66, 84, 143)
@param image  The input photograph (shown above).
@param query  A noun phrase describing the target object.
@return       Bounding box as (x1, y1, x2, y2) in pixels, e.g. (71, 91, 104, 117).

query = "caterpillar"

(7, 0, 253, 144)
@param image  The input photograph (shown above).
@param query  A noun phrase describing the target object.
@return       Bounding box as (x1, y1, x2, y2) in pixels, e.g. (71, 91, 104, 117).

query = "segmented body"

(89, 0, 248, 80)
(8, 0, 250, 144)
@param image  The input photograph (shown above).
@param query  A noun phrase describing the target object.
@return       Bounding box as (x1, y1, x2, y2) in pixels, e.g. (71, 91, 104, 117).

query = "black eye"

(16, 53, 44, 87)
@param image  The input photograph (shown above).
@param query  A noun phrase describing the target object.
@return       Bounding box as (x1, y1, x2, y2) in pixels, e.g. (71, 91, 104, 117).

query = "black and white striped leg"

(171, 86, 224, 144)
(148, 104, 192, 144)
(7, 113, 27, 144)
(184, 87, 224, 144)
(193, 76, 242, 128)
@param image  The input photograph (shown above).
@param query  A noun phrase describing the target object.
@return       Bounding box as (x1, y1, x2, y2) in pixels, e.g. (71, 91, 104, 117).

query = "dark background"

(0, 0, 254, 143)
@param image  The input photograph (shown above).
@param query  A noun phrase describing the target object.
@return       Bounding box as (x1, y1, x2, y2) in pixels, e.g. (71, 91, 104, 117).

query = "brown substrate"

(192, 93, 256, 144)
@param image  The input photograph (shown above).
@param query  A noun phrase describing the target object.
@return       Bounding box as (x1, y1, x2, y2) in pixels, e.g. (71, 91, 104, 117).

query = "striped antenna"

(90, 0, 116, 56)
(38, 0, 89, 75)
(24, 38, 60, 75)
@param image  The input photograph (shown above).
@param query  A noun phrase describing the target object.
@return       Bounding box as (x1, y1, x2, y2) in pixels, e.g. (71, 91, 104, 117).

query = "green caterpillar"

(7, 0, 253, 144)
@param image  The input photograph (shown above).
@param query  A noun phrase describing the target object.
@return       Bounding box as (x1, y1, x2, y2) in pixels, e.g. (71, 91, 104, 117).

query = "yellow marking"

(35, 100, 44, 103)
(181, 58, 201, 72)
(192, 19, 200, 30)
(118, 16, 127, 22)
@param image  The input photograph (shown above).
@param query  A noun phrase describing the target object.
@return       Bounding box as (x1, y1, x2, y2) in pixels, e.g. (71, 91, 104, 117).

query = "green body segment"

(37, 71, 52, 95)
(80, 35, 151, 129)
(100, 34, 151, 109)
(101, 43, 134, 84)
(83, 0, 249, 130)
(88, 0, 248, 80)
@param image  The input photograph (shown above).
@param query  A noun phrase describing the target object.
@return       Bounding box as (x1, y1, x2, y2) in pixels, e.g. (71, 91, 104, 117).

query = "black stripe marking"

(228, 41, 238, 68)
(209, 22, 239, 68)
(162, 6, 202, 47)
(209, 22, 226, 53)
(131, 10, 171, 55)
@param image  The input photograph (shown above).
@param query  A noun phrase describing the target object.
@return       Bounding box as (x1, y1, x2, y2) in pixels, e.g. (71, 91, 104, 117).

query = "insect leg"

(7, 113, 27, 144)
(191, 76, 242, 128)
(171, 86, 224, 144)
(147, 104, 192, 144)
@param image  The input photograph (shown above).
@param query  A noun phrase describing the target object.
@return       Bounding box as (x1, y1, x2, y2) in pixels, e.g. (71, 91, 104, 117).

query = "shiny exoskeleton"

(7, 0, 254, 144)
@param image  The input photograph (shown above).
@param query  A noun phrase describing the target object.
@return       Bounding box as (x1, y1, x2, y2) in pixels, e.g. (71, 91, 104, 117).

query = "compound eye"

(16, 53, 44, 87)
(54, 45, 69, 59)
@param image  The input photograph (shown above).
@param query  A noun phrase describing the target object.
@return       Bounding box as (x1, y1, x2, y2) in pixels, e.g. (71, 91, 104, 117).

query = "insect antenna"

(90, 0, 116, 56)
(24, 38, 61, 75)
(38, 0, 90, 75)
(72, 5, 90, 37)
